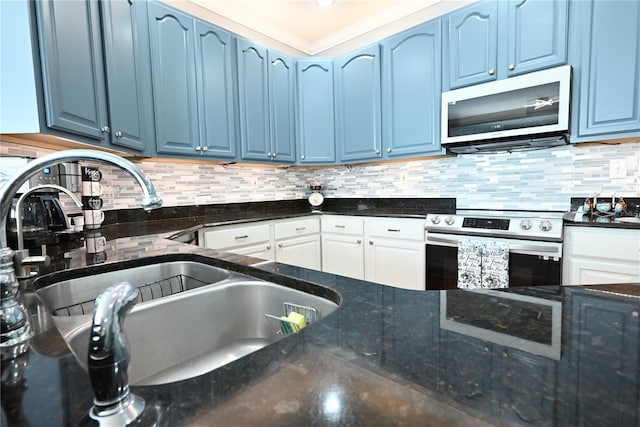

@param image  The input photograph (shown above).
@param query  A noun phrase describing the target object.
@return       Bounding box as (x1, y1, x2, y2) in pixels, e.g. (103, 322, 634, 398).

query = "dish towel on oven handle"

(481, 241, 509, 289)
(457, 240, 483, 289)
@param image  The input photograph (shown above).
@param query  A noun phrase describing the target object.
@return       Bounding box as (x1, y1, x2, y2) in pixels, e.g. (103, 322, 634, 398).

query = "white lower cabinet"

(364, 218, 426, 290)
(321, 215, 365, 279)
(274, 217, 321, 269)
(200, 222, 274, 261)
(563, 226, 640, 285)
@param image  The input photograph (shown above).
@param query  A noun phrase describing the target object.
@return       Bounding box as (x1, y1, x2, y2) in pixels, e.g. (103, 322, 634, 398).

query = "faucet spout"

(0, 149, 162, 351)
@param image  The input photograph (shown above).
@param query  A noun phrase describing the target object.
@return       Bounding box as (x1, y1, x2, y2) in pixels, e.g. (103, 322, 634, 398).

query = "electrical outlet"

(610, 159, 627, 178)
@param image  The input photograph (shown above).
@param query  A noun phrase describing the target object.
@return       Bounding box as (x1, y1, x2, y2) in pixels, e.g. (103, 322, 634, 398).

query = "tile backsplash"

(2, 139, 638, 214)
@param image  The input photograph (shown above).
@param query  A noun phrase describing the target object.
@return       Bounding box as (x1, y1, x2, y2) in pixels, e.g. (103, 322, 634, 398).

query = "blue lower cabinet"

(296, 58, 336, 165)
(570, 0, 640, 142)
(334, 45, 382, 163)
(381, 20, 443, 158)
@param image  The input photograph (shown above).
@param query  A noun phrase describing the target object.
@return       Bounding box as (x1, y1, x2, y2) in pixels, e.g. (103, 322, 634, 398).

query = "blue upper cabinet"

(35, 0, 154, 155)
(236, 40, 295, 164)
(445, 1, 498, 89)
(148, 2, 199, 157)
(35, 0, 109, 142)
(236, 38, 270, 162)
(267, 50, 296, 163)
(296, 58, 336, 164)
(101, 0, 155, 155)
(502, 0, 568, 78)
(381, 20, 443, 158)
(334, 45, 382, 163)
(149, 3, 235, 159)
(195, 20, 236, 159)
(570, 0, 640, 142)
(445, 0, 569, 89)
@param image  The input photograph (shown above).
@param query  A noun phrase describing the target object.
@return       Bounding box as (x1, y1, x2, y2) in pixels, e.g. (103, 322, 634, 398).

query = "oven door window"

(426, 245, 561, 290)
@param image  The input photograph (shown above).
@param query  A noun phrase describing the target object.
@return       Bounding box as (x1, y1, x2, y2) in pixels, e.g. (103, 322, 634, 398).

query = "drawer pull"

(334, 225, 346, 229)
(235, 235, 249, 240)
(278, 243, 284, 248)
(387, 228, 400, 232)
(295, 227, 306, 231)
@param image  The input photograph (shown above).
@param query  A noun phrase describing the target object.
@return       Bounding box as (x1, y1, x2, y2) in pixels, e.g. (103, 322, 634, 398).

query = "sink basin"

(65, 280, 338, 385)
(34, 258, 339, 385)
(36, 260, 235, 317)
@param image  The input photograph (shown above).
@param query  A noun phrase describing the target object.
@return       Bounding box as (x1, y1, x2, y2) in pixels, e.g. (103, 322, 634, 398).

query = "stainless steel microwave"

(441, 65, 572, 154)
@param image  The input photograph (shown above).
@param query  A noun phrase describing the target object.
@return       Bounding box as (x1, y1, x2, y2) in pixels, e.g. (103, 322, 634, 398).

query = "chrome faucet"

(88, 281, 144, 425)
(13, 184, 83, 279)
(0, 149, 162, 351)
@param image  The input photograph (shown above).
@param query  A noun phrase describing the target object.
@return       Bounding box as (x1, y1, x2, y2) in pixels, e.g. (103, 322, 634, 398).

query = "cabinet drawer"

(566, 227, 640, 263)
(203, 223, 271, 249)
(365, 218, 425, 241)
(274, 217, 320, 240)
(321, 215, 364, 235)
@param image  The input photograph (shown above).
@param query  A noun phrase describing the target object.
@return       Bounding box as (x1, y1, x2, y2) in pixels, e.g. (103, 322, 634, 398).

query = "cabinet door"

(565, 259, 640, 286)
(268, 50, 296, 163)
(195, 20, 236, 159)
(101, 0, 154, 154)
(446, 0, 498, 89)
(296, 58, 336, 164)
(321, 234, 364, 280)
(494, 347, 557, 426)
(381, 20, 442, 158)
(36, 0, 109, 141)
(229, 242, 275, 261)
(566, 293, 640, 426)
(503, 0, 568, 77)
(148, 2, 199, 156)
(276, 235, 321, 270)
(236, 38, 270, 161)
(335, 45, 381, 162)
(365, 239, 425, 290)
(571, 0, 640, 140)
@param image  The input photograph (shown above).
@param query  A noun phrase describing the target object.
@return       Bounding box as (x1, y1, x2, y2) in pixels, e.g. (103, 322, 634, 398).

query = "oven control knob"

(519, 219, 532, 230)
(445, 216, 455, 225)
(539, 220, 553, 232)
(430, 216, 441, 225)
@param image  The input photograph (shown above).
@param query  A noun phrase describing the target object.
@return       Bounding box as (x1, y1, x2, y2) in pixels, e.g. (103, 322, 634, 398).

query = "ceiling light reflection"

(322, 390, 342, 421)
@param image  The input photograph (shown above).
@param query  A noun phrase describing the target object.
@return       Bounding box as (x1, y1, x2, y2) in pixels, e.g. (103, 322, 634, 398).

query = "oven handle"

(426, 235, 561, 255)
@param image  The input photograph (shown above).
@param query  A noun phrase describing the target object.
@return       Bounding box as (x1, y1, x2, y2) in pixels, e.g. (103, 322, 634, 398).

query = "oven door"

(425, 233, 562, 290)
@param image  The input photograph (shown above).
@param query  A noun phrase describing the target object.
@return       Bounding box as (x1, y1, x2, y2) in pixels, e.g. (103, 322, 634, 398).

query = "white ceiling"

(185, 0, 469, 55)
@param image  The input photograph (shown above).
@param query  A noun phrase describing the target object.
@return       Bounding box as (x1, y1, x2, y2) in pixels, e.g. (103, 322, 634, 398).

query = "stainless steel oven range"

(425, 210, 563, 290)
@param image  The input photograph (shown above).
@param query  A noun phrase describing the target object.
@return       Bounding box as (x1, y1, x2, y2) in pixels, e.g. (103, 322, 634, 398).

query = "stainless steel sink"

(65, 279, 338, 385)
(36, 260, 236, 317)
(34, 259, 339, 386)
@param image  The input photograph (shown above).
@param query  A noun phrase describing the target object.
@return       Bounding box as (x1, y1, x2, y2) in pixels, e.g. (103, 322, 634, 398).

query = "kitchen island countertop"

(3, 203, 640, 426)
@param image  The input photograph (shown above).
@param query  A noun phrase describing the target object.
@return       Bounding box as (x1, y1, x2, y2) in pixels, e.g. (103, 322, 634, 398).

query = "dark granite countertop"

(3, 198, 640, 426)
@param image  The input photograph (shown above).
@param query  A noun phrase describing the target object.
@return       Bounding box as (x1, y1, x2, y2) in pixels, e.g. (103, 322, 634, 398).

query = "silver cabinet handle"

(267, 152, 272, 157)
(115, 131, 123, 138)
(195, 146, 201, 151)
(386, 148, 391, 153)
(101, 126, 110, 134)
(301, 155, 305, 160)
(334, 225, 345, 229)
(369, 240, 374, 245)
(356, 239, 362, 244)
(375, 149, 380, 154)
(295, 227, 306, 231)
(387, 228, 400, 232)
(266, 244, 271, 250)
(488, 68, 495, 75)
(278, 243, 284, 248)
(234, 235, 248, 240)
(202, 146, 208, 152)
(508, 64, 515, 71)
(272, 153, 276, 158)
